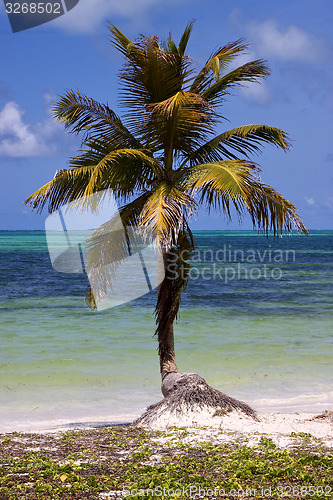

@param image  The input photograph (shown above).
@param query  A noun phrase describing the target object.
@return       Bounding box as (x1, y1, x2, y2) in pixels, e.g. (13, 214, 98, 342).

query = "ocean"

(0, 230, 332, 432)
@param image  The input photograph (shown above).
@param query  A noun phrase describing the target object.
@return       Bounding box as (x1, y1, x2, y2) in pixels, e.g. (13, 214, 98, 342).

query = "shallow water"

(0, 230, 332, 431)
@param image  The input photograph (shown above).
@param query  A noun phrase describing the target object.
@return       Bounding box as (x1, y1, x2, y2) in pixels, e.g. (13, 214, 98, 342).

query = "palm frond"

(84, 192, 159, 303)
(84, 193, 152, 284)
(24, 147, 161, 213)
(184, 124, 290, 165)
(166, 37, 178, 54)
(183, 160, 258, 216)
(24, 166, 95, 213)
(80, 147, 161, 197)
(246, 184, 308, 235)
(108, 24, 134, 55)
(84, 212, 134, 303)
(178, 20, 195, 55)
(145, 91, 214, 160)
(201, 60, 270, 104)
(53, 89, 142, 148)
(140, 182, 196, 248)
(182, 160, 307, 234)
(190, 39, 249, 92)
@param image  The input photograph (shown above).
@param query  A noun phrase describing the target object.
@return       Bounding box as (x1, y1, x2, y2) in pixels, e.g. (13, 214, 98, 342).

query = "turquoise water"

(0, 230, 332, 431)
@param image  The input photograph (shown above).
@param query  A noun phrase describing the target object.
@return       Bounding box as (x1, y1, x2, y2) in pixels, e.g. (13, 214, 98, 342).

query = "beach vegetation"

(24, 22, 308, 422)
(0, 426, 332, 499)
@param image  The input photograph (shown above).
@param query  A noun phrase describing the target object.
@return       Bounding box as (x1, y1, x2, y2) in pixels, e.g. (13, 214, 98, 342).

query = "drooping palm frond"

(182, 160, 260, 217)
(73, 146, 161, 198)
(24, 146, 161, 213)
(52, 89, 142, 148)
(84, 212, 139, 302)
(140, 182, 196, 247)
(243, 184, 308, 235)
(84, 191, 164, 307)
(183, 124, 290, 165)
(182, 160, 308, 234)
(24, 167, 95, 214)
(84, 193, 152, 291)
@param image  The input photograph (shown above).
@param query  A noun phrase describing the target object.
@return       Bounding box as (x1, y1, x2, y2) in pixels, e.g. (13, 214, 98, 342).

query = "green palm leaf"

(182, 160, 307, 234)
(140, 182, 196, 247)
(53, 89, 141, 149)
(184, 124, 290, 165)
(24, 166, 95, 213)
(201, 60, 270, 104)
(146, 91, 214, 163)
(25, 147, 161, 212)
(177, 20, 195, 55)
(190, 39, 249, 92)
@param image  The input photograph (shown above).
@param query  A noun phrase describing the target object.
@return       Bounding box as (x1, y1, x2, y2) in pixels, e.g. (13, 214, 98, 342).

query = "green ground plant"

(0, 426, 332, 499)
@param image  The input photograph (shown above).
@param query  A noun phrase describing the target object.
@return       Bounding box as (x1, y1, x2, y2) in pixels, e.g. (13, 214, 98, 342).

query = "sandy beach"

(1, 410, 332, 500)
(3, 409, 332, 448)
(134, 409, 333, 449)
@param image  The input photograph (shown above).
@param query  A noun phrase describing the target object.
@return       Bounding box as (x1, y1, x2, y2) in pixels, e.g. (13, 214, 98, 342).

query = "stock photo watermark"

(167, 245, 296, 284)
(45, 189, 297, 311)
(45, 189, 164, 311)
(3, 0, 80, 32)
(121, 484, 332, 498)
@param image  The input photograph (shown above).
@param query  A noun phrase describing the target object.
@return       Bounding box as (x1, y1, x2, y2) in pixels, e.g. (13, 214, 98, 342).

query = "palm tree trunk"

(158, 320, 178, 377)
(156, 250, 179, 378)
(139, 249, 258, 420)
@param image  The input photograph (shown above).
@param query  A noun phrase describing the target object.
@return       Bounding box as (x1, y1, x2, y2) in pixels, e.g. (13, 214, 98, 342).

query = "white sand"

(2, 409, 332, 450)
(137, 408, 333, 449)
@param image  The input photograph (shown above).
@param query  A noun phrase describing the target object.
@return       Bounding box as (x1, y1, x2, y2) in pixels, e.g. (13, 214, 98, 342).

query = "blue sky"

(0, 0, 332, 230)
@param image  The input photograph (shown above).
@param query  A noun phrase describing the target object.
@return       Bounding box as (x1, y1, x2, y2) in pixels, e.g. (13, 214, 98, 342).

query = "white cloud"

(304, 197, 315, 206)
(0, 101, 66, 157)
(241, 81, 273, 105)
(53, 0, 160, 33)
(227, 47, 274, 105)
(247, 20, 322, 62)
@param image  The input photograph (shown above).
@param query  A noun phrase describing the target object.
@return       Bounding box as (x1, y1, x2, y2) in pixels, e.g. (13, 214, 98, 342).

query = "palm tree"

(25, 22, 307, 422)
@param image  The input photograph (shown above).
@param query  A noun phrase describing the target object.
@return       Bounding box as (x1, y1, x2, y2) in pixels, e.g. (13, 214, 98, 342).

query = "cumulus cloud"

(304, 197, 316, 206)
(0, 100, 68, 157)
(247, 20, 323, 62)
(241, 81, 273, 105)
(53, 0, 160, 33)
(225, 49, 274, 105)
